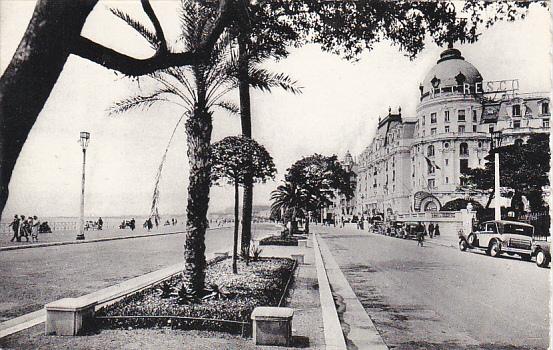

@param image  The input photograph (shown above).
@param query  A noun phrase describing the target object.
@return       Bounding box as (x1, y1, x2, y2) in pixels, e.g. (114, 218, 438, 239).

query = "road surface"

(318, 226, 549, 350)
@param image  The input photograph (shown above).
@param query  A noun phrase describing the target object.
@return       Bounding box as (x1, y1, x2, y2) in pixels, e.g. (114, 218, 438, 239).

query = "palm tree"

(270, 181, 313, 236)
(109, 0, 238, 294)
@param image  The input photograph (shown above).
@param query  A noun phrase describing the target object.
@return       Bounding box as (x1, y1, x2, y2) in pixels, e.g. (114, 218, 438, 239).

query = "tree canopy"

(462, 133, 550, 212)
(211, 136, 276, 186)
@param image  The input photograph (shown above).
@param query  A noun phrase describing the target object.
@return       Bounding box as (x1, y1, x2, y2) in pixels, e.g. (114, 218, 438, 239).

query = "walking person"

(416, 222, 424, 247)
(130, 218, 136, 231)
(31, 216, 40, 242)
(98, 217, 103, 230)
(9, 215, 20, 242)
(434, 224, 440, 236)
(146, 218, 153, 232)
(428, 223, 435, 238)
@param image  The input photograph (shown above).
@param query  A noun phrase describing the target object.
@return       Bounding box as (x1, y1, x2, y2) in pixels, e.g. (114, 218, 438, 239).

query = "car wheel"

(489, 241, 500, 257)
(536, 250, 550, 268)
(467, 233, 477, 247)
(459, 240, 468, 251)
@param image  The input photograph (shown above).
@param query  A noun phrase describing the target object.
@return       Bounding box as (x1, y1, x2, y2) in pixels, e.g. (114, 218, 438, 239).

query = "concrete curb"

(313, 234, 347, 350)
(0, 226, 230, 252)
(317, 235, 389, 350)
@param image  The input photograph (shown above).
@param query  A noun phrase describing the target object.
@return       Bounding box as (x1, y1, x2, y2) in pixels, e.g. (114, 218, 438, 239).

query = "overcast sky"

(0, 1, 550, 220)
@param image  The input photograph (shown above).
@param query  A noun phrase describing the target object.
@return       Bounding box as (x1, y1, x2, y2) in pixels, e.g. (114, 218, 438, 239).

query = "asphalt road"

(0, 223, 278, 321)
(318, 226, 550, 350)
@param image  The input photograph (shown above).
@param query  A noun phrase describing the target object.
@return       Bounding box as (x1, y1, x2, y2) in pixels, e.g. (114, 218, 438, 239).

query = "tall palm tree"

(109, 0, 238, 293)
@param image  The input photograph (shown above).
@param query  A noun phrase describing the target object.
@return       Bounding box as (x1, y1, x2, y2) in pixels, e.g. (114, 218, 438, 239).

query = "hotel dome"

(421, 47, 483, 96)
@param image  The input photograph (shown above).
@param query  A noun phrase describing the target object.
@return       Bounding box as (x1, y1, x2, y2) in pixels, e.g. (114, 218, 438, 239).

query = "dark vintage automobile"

(459, 220, 550, 267)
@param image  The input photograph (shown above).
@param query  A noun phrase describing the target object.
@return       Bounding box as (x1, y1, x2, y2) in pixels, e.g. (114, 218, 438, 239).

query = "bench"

(45, 298, 96, 336)
(251, 306, 294, 346)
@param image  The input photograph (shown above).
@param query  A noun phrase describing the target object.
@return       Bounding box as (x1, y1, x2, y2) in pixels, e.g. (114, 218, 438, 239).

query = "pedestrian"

(9, 215, 20, 242)
(147, 218, 153, 231)
(154, 216, 159, 228)
(22, 216, 31, 242)
(416, 222, 424, 247)
(434, 224, 440, 236)
(31, 216, 40, 242)
(130, 218, 136, 231)
(428, 223, 435, 238)
(98, 217, 103, 230)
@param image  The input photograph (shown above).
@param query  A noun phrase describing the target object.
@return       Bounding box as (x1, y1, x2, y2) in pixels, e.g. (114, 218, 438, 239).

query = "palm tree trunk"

(233, 181, 239, 274)
(183, 108, 213, 293)
(238, 32, 254, 260)
(0, 0, 98, 218)
(305, 212, 310, 234)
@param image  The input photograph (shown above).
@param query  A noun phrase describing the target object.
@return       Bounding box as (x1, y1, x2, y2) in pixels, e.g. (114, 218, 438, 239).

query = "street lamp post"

(77, 131, 90, 240)
(490, 131, 502, 221)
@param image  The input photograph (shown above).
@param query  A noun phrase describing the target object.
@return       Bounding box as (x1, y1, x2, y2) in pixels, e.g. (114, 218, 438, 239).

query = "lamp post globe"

(77, 131, 90, 240)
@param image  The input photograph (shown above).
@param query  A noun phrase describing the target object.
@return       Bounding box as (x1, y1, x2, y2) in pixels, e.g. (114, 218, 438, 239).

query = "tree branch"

(140, 0, 168, 53)
(70, 0, 237, 76)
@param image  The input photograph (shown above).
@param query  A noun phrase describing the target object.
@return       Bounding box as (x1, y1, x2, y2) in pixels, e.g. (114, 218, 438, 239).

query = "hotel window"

(458, 109, 466, 121)
(422, 115, 425, 126)
(445, 177, 449, 184)
(430, 113, 437, 124)
(543, 119, 550, 128)
(472, 125, 477, 132)
(489, 125, 494, 133)
(427, 145, 435, 157)
(460, 142, 469, 156)
(512, 104, 521, 117)
(542, 102, 549, 115)
(445, 158, 449, 165)
(428, 179, 436, 189)
(445, 126, 450, 133)
(431, 128, 437, 135)
(472, 110, 478, 122)
(458, 125, 465, 133)
(460, 159, 469, 173)
(444, 142, 450, 149)
(422, 130, 426, 137)
(444, 110, 450, 122)
(513, 120, 521, 129)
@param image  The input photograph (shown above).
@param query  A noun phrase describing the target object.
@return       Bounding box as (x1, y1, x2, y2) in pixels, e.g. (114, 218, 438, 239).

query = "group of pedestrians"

(416, 222, 440, 247)
(8, 214, 40, 243)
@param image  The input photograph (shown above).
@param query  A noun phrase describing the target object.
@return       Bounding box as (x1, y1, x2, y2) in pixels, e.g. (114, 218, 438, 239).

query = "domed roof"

(421, 47, 482, 96)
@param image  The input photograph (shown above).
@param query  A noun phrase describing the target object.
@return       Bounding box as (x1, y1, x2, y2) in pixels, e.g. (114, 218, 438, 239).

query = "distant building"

(345, 47, 549, 221)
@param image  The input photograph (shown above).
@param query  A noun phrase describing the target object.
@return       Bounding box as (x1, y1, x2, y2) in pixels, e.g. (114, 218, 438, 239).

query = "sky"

(0, 1, 550, 220)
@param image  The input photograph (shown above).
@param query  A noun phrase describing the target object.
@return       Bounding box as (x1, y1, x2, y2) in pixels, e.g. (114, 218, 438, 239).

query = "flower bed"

(96, 257, 295, 335)
(259, 235, 298, 246)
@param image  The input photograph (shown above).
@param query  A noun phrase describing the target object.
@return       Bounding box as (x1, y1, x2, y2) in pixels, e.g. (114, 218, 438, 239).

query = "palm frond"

(247, 68, 303, 95)
(150, 111, 188, 217)
(108, 91, 170, 115)
(110, 8, 160, 50)
(213, 101, 240, 115)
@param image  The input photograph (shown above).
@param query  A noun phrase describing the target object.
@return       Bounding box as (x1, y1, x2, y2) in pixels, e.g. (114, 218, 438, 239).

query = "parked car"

(400, 222, 423, 240)
(459, 220, 548, 266)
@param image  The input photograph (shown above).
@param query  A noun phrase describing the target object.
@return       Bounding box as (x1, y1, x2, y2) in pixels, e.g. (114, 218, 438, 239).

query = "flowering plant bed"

(96, 257, 295, 335)
(259, 235, 299, 246)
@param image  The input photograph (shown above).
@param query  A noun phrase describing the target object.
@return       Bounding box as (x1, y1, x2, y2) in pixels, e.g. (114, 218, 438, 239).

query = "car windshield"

(501, 224, 533, 237)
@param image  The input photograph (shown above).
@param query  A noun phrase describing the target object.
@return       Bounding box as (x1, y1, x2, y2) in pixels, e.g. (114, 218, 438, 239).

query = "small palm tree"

(271, 181, 312, 236)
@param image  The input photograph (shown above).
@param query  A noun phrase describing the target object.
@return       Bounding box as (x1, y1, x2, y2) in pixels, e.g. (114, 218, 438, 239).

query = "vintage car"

(459, 220, 548, 265)
(400, 222, 424, 240)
